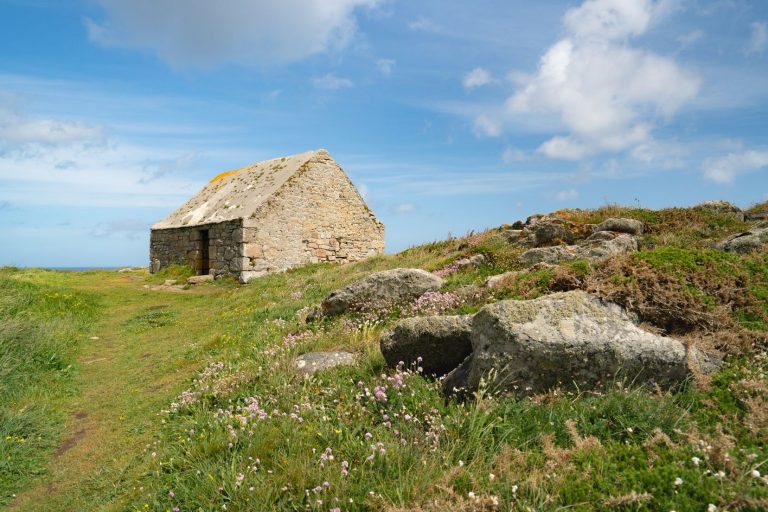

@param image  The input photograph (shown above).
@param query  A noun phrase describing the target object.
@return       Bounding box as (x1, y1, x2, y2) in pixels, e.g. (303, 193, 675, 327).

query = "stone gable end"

(149, 150, 384, 283)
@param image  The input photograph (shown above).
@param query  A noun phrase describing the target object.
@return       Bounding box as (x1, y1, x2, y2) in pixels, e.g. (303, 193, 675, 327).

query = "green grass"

(0, 268, 100, 505)
(1, 204, 768, 511)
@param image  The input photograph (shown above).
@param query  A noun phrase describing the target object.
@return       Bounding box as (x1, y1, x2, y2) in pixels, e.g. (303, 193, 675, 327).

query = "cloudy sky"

(0, 0, 767, 267)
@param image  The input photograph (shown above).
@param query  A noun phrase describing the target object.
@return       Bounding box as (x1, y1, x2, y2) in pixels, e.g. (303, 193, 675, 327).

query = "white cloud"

(555, 188, 579, 201)
(747, 21, 767, 56)
(507, 0, 700, 159)
(394, 202, 416, 214)
(0, 101, 102, 146)
(408, 16, 441, 33)
(502, 147, 527, 164)
(702, 150, 768, 183)
(86, 0, 381, 68)
(312, 74, 354, 90)
(463, 67, 492, 90)
(677, 29, 704, 48)
(377, 59, 396, 76)
(473, 115, 501, 137)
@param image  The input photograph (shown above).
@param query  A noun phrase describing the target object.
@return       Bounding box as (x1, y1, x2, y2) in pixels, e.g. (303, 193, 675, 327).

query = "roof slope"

(152, 149, 323, 229)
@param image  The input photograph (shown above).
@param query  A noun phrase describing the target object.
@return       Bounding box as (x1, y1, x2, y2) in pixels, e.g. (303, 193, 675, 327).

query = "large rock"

(716, 222, 768, 253)
(321, 268, 444, 316)
(518, 234, 637, 266)
(187, 274, 214, 285)
(380, 315, 473, 376)
(294, 352, 356, 376)
(696, 200, 744, 221)
(454, 291, 719, 398)
(595, 218, 644, 235)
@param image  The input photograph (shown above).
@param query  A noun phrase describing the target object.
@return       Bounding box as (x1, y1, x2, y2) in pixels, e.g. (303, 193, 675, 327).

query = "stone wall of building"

(149, 219, 243, 276)
(237, 154, 385, 282)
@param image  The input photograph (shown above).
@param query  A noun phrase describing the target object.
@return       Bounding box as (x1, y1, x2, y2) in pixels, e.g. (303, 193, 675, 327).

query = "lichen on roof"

(152, 149, 326, 230)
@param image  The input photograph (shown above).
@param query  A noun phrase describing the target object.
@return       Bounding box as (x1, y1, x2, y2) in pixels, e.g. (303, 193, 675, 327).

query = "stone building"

(150, 149, 385, 283)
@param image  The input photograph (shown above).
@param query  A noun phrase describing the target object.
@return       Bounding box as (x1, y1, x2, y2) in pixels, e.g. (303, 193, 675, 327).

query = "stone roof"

(152, 149, 326, 230)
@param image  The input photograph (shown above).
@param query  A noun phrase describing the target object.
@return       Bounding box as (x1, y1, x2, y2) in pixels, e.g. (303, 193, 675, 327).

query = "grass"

(1, 203, 767, 511)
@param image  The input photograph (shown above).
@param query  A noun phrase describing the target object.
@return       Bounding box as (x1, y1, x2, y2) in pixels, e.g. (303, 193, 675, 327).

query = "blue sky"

(0, 0, 766, 267)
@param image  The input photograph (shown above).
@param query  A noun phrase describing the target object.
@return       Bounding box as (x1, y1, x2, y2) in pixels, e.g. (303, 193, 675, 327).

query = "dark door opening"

(199, 229, 210, 275)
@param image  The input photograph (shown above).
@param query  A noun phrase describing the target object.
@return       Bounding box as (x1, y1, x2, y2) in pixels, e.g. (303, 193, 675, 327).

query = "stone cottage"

(150, 149, 385, 283)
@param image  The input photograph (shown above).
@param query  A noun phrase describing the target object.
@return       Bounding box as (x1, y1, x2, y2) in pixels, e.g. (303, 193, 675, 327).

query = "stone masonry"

(150, 150, 384, 283)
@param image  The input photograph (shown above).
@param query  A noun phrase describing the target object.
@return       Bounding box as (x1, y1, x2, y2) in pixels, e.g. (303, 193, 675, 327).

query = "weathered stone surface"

(380, 315, 473, 376)
(461, 291, 720, 397)
(519, 245, 579, 265)
(696, 200, 744, 220)
(294, 352, 356, 376)
(578, 234, 638, 261)
(519, 234, 637, 266)
(484, 271, 519, 289)
(595, 218, 644, 235)
(187, 275, 214, 284)
(455, 254, 487, 269)
(149, 150, 385, 284)
(716, 222, 768, 253)
(163, 279, 178, 286)
(441, 354, 473, 398)
(322, 268, 444, 316)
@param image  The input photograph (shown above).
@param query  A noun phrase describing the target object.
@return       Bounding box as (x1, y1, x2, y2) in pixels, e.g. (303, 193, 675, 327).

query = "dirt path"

(9, 273, 214, 511)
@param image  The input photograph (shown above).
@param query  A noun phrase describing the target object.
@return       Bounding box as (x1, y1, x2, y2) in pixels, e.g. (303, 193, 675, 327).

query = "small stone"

(484, 271, 519, 289)
(294, 352, 356, 376)
(187, 275, 214, 285)
(595, 218, 644, 235)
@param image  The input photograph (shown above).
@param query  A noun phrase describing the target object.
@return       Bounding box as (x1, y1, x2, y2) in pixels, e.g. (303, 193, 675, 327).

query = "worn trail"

(10, 272, 212, 512)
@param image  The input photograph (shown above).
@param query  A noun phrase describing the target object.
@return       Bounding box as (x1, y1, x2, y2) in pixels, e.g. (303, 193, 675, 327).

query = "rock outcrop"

(594, 218, 644, 235)
(445, 291, 719, 398)
(716, 222, 768, 254)
(519, 233, 637, 265)
(380, 315, 473, 376)
(321, 268, 443, 316)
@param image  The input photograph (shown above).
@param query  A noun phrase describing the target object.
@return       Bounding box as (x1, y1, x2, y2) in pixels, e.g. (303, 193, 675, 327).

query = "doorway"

(198, 229, 210, 275)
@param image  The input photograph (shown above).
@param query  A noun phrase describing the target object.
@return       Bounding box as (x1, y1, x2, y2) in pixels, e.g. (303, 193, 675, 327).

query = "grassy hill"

(1, 203, 767, 511)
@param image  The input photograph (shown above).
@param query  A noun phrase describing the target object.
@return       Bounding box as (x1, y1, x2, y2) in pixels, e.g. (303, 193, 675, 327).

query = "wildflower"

(674, 477, 683, 487)
(707, 505, 717, 512)
(692, 457, 701, 466)
(489, 473, 496, 481)
(151, 452, 157, 458)
(714, 470, 726, 480)
(373, 386, 387, 402)
(173, 508, 180, 512)
(467, 491, 476, 499)
(511, 485, 518, 494)
(365, 432, 373, 439)
(236, 473, 245, 487)
(168, 490, 175, 497)
(752, 470, 761, 478)
(458, 460, 464, 467)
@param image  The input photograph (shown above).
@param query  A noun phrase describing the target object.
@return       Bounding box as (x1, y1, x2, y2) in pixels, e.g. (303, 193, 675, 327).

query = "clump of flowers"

(403, 291, 461, 316)
(167, 361, 225, 412)
(433, 261, 461, 278)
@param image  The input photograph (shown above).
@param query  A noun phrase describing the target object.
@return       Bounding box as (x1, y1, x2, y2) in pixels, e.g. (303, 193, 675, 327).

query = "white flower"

(707, 505, 717, 512)
(691, 456, 701, 466)
(467, 491, 476, 499)
(674, 477, 683, 486)
(489, 473, 496, 481)
(511, 484, 519, 493)
(751, 469, 761, 478)
(458, 460, 464, 467)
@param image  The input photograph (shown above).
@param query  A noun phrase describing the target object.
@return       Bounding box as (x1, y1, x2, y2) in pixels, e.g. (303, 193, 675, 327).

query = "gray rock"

(441, 354, 473, 398)
(595, 218, 644, 235)
(321, 268, 444, 316)
(578, 234, 638, 261)
(745, 211, 768, 222)
(187, 274, 214, 284)
(455, 254, 487, 269)
(380, 315, 473, 376)
(484, 271, 519, 289)
(294, 352, 356, 376)
(716, 222, 768, 253)
(519, 245, 579, 266)
(463, 291, 720, 397)
(527, 219, 580, 246)
(518, 234, 637, 266)
(585, 231, 618, 242)
(696, 200, 744, 220)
